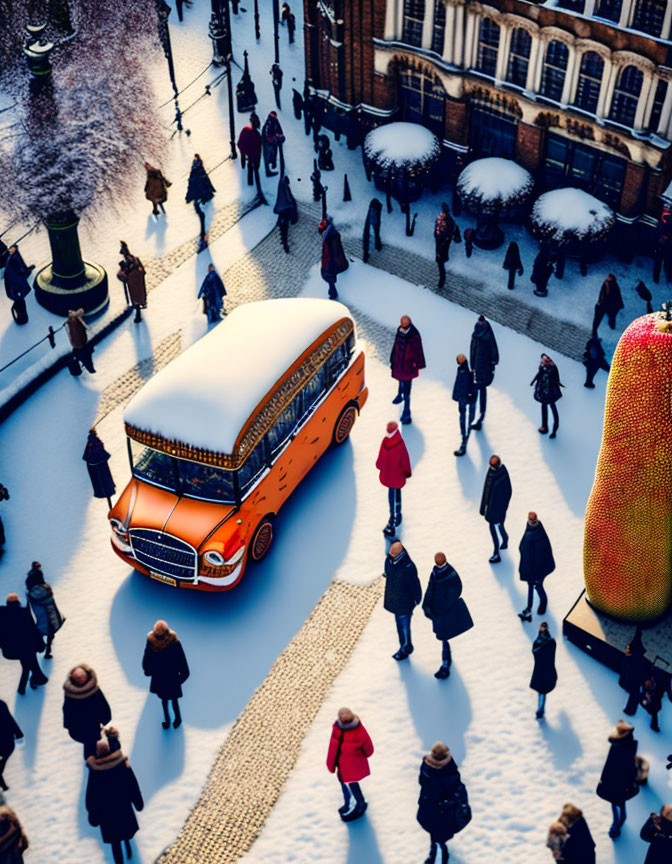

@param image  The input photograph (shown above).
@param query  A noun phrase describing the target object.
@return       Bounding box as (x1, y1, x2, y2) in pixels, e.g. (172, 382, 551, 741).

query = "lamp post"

(210, 0, 237, 159)
(155, 0, 186, 134)
(272, 0, 280, 64)
(253, 0, 260, 40)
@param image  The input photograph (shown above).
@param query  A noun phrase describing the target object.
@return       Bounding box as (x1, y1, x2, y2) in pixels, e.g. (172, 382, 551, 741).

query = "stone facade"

(303, 0, 672, 255)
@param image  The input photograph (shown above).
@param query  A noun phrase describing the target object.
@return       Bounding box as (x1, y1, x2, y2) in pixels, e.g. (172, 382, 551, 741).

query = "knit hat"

(610, 720, 635, 739)
(425, 741, 452, 768)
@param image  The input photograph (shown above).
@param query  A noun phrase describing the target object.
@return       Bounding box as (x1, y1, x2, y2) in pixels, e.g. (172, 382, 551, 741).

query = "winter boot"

(434, 664, 451, 680)
(341, 801, 367, 822)
(392, 393, 403, 405)
(454, 438, 467, 457)
(172, 699, 182, 729)
(518, 609, 532, 622)
(392, 648, 409, 661)
(489, 553, 501, 564)
(383, 520, 395, 538)
(470, 418, 483, 431)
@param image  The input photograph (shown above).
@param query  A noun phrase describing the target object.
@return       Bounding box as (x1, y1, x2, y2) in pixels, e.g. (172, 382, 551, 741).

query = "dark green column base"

(34, 261, 109, 318)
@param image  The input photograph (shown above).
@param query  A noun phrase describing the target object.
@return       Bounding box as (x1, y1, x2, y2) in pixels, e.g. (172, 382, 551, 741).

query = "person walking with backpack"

(417, 741, 471, 864)
(531, 353, 563, 439)
(25, 561, 65, 659)
(383, 541, 422, 661)
(452, 353, 477, 457)
(517, 512, 555, 622)
(596, 720, 640, 838)
(390, 315, 426, 425)
(376, 421, 412, 537)
(326, 707, 374, 822)
(530, 622, 557, 719)
(469, 315, 499, 431)
(480, 455, 512, 563)
(142, 620, 190, 730)
(422, 553, 474, 679)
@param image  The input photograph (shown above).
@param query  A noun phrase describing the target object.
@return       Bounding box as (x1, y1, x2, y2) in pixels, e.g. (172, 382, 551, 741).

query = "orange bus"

(108, 298, 367, 591)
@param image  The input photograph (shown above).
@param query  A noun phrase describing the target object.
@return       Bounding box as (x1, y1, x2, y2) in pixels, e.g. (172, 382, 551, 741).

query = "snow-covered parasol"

(457, 157, 534, 249)
(530, 188, 615, 246)
(363, 122, 441, 235)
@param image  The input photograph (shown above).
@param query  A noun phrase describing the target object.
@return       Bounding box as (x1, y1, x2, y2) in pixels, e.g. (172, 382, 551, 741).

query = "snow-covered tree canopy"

(457, 157, 534, 215)
(0, 0, 165, 223)
(530, 188, 616, 245)
(363, 122, 441, 180)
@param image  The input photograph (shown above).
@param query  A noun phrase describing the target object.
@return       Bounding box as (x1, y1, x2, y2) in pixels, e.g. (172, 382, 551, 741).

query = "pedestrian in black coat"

(292, 87, 303, 120)
(303, 93, 313, 136)
(142, 620, 190, 730)
(422, 553, 474, 679)
(25, 561, 65, 658)
(262, 111, 285, 177)
(0, 481, 7, 555)
(517, 513, 554, 622)
(417, 742, 470, 863)
(469, 315, 499, 430)
(434, 203, 461, 288)
(480, 455, 512, 563)
(640, 806, 672, 864)
(593, 274, 624, 332)
(63, 664, 112, 759)
(635, 279, 654, 314)
(559, 803, 596, 864)
(363, 198, 383, 263)
(640, 669, 672, 732)
(531, 353, 563, 438)
(0, 701, 23, 791)
(186, 154, 216, 248)
(0, 805, 29, 863)
(619, 634, 650, 717)
(463, 227, 475, 258)
(273, 175, 298, 253)
(86, 737, 143, 864)
(503, 241, 523, 290)
(596, 720, 639, 838)
(0, 593, 47, 695)
(530, 622, 557, 719)
(383, 541, 422, 661)
(531, 250, 554, 297)
(3, 245, 34, 325)
(83, 428, 116, 508)
(198, 264, 227, 323)
(287, 11, 296, 42)
(452, 353, 476, 457)
(583, 335, 610, 388)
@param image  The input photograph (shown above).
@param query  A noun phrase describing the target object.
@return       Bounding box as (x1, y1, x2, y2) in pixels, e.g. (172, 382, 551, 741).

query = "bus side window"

(300, 364, 327, 419)
(238, 444, 267, 497)
(325, 342, 349, 386)
(266, 394, 301, 457)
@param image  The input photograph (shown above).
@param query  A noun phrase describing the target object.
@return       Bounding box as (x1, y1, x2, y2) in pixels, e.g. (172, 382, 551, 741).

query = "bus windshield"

(129, 440, 237, 503)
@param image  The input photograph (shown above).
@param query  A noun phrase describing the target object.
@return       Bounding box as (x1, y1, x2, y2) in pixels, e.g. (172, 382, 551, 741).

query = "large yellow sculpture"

(584, 311, 672, 621)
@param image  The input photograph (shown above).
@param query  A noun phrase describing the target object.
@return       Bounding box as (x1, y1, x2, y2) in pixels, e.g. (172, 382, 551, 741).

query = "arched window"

(540, 41, 569, 102)
(402, 0, 425, 48)
(476, 18, 500, 77)
(398, 67, 446, 137)
(574, 51, 604, 114)
(431, 0, 446, 54)
(647, 79, 667, 132)
(631, 0, 667, 36)
(594, 0, 622, 21)
(608, 65, 643, 127)
(506, 29, 532, 88)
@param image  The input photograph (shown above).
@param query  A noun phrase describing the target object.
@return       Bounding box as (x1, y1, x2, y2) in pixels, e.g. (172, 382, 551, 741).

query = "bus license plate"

(150, 571, 177, 587)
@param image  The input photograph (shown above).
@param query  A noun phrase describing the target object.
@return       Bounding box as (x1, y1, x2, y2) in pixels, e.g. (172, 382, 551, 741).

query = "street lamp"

(210, 0, 237, 159)
(272, 0, 280, 64)
(155, 0, 186, 134)
(254, 0, 260, 40)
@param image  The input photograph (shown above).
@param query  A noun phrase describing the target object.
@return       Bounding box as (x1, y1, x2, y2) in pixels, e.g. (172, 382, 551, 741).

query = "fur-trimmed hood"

(146, 629, 178, 653)
(63, 664, 99, 700)
(86, 749, 128, 772)
(335, 715, 360, 731)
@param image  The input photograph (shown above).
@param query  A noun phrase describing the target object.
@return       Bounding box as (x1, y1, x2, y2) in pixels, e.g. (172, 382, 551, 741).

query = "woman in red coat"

(376, 421, 412, 537)
(326, 707, 374, 822)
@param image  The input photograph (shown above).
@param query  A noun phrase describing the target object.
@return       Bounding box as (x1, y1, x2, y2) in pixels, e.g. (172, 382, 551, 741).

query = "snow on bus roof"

(124, 298, 353, 456)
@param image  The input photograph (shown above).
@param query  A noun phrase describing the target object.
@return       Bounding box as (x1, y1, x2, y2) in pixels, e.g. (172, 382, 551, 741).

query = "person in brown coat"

(66, 308, 95, 374)
(117, 242, 147, 323)
(144, 162, 171, 217)
(0, 805, 29, 863)
(593, 274, 624, 332)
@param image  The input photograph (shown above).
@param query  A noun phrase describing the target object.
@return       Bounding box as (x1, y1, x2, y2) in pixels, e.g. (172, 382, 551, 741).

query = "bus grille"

(129, 529, 197, 581)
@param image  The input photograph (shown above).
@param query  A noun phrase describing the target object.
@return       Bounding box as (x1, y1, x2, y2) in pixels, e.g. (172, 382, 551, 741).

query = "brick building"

(303, 0, 672, 254)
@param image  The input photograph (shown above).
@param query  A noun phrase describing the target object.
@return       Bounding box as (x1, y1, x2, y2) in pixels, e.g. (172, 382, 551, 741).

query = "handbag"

(451, 781, 472, 833)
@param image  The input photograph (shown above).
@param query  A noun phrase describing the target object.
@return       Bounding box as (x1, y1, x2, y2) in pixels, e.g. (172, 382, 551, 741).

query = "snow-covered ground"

(1, 4, 672, 864)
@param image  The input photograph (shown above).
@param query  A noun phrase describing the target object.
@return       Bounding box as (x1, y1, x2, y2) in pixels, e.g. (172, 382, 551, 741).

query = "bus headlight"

(110, 518, 128, 537)
(204, 550, 225, 567)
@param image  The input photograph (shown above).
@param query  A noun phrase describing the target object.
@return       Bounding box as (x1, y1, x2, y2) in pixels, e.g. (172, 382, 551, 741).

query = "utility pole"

(155, 0, 186, 133)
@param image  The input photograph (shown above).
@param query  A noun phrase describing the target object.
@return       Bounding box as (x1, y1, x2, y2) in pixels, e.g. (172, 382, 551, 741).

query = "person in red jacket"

(390, 315, 426, 425)
(376, 421, 412, 537)
(326, 707, 374, 822)
(237, 122, 266, 203)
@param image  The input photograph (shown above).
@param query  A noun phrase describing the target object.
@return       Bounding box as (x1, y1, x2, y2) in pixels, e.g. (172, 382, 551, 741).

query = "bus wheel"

(250, 518, 273, 562)
(332, 404, 358, 446)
